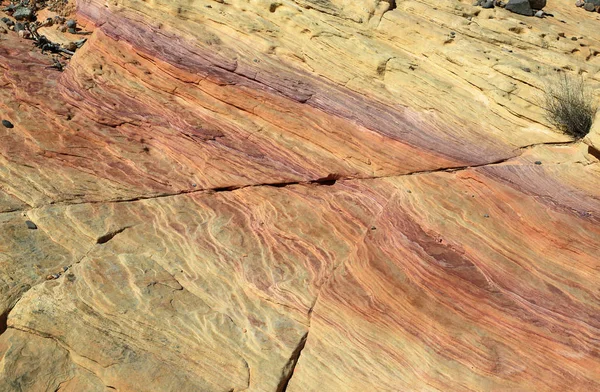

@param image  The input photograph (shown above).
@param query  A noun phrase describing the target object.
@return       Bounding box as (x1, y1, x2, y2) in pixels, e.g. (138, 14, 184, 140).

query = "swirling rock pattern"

(0, 0, 599, 390)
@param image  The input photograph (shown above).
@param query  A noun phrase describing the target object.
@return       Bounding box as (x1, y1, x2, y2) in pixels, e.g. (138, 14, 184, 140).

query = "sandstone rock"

(506, 0, 534, 15)
(1, 0, 600, 390)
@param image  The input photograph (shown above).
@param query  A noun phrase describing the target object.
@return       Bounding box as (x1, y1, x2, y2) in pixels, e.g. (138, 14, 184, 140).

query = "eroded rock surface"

(1, 0, 599, 390)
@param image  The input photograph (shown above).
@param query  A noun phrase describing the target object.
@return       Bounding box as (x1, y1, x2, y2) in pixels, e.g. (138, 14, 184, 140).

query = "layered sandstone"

(0, 0, 599, 391)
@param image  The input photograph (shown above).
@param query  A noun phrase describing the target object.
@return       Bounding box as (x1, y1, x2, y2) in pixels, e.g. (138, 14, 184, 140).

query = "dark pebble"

(66, 19, 77, 28)
(25, 220, 37, 230)
(483, 214, 490, 218)
(68, 27, 77, 34)
(2, 119, 14, 128)
(371, 226, 377, 230)
(535, 161, 542, 165)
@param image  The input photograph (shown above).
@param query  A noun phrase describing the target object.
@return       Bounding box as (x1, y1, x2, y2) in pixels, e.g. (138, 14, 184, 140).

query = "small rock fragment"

(25, 220, 37, 230)
(483, 214, 490, 218)
(583, 2, 595, 10)
(13, 7, 32, 21)
(2, 119, 14, 128)
(66, 19, 77, 28)
(64, 42, 77, 51)
(576, 0, 585, 6)
(534, 10, 545, 17)
(535, 161, 542, 165)
(482, 0, 495, 8)
(17, 29, 30, 39)
(68, 27, 77, 34)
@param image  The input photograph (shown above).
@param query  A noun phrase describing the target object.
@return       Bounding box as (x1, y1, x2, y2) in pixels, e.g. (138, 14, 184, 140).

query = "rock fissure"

(96, 226, 133, 244)
(275, 332, 309, 392)
(0, 142, 580, 217)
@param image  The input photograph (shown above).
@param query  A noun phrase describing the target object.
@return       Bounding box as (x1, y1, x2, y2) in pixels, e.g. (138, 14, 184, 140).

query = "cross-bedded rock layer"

(0, 0, 599, 391)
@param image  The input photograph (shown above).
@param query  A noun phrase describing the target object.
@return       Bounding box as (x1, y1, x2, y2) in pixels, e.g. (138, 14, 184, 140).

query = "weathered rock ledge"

(1, 0, 600, 390)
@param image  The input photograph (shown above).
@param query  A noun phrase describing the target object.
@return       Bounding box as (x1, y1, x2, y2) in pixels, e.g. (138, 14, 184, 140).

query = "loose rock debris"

(1, 0, 88, 71)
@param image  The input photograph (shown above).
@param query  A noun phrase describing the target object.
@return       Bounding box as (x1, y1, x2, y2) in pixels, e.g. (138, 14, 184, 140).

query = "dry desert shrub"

(543, 73, 596, 139)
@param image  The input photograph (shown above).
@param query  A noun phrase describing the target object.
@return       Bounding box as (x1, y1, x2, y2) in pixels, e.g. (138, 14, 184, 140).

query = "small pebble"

(62, 266, 69, 272)
(483, 214, 490, 218)
(192, 183, 197, 187)
(2, 119, 14, 128)
(64, 42, 77, 51)
(534, 161, 542, 165)
(371, 226, 377, 230)
(66, 19, 77, 28)
(407, 190, 412, 193)
(25, 220, 37, 229)
(68, 27, 77, 34)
